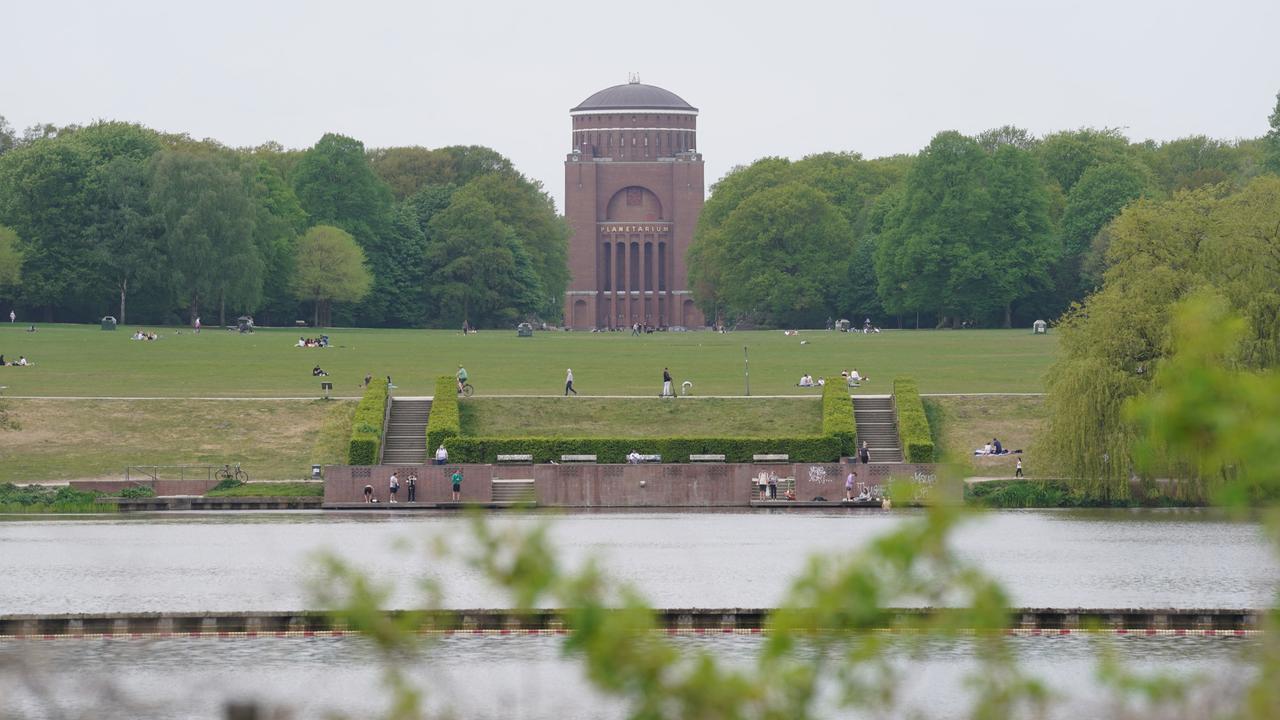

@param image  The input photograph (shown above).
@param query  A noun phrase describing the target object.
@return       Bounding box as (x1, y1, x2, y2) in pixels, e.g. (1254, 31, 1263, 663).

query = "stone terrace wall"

(324, 462, 944, 507)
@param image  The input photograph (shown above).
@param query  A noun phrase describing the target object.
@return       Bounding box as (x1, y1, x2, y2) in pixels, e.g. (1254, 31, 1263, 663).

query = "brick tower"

(563, 77, 705, 329)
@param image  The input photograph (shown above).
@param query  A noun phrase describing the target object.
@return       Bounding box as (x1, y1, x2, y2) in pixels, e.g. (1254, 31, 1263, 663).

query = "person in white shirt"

(435, 445, 448, 465)
(565, 368, 577, 396)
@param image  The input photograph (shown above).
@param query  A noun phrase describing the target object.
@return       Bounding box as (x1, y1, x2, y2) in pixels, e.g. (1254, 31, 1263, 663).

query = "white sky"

(2, 0, 1278, 211)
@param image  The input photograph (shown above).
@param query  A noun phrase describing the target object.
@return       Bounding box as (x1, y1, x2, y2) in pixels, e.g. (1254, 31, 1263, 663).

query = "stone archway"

(605, 186, 663, 222)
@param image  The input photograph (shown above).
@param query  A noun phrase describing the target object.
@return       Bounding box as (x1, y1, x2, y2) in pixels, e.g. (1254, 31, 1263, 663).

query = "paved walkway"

(5, 392, 1045, 401)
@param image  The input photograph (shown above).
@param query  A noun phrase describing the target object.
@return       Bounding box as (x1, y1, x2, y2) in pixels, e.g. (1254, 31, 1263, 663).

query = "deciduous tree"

(290, 225, 372, 327)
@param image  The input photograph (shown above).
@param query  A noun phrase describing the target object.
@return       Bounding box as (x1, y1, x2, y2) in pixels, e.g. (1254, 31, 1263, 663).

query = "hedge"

(893, 376, 933, 463)
(821, 383, 856, 456)
(443, 435, 843, 464)
(426, 375, 460, 453)
(348, 376, 389, 465)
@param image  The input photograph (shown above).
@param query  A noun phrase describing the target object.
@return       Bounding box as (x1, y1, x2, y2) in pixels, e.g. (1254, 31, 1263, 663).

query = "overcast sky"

(3, 0, 1278, 210)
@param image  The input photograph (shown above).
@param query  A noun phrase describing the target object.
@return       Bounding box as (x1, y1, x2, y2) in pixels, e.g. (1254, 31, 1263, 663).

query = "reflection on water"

(0, 634, 1257, 720)
(0, 509, 1275, 613)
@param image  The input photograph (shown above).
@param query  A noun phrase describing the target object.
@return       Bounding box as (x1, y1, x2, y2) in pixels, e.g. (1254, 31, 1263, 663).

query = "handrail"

(124, 465, 218, 483)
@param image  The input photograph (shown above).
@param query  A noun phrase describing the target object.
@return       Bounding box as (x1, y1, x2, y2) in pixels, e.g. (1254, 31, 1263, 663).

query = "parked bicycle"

(214, 463, 249, 483)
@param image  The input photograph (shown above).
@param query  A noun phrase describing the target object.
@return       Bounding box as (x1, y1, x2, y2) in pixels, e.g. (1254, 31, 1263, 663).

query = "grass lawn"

(205, 481, 323, 497)
(460, 397, 822, 438)
(924, 395, 1047, 477)
(0, 323, 1056, 397)
(0, 399, 354, 484)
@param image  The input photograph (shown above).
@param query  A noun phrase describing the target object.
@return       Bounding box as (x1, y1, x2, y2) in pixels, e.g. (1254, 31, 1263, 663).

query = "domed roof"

(572, 82, 697, 113)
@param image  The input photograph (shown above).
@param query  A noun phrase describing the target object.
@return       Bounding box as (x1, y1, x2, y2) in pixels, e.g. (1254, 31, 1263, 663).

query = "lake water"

(1, 509, 1276, 719)
(0, 634, 1258, 719)
(0, 509, 1276, 612)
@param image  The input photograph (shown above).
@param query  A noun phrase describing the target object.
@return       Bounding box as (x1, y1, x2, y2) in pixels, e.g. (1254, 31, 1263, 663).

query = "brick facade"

(563, 82, 706, 329)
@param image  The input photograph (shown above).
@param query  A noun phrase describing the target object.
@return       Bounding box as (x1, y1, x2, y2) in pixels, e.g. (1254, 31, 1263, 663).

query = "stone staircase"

(380, 398, 431, 464)
(852, 395, 904, 463)
(491, 479, 536, 503)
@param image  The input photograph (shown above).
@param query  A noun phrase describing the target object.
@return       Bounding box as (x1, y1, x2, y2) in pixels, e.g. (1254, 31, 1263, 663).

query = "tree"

(293, 134, 392, 235)
(688, 158, 796, 322)
(246, 159, 308, 325)
(1039, 177, 1280, 499)
(1265, 90, 1280, 175)
(368, 146, 455, 200)
(1060, 160, 1151, 294)
(874, 132, 993, 327)
(426, 193, 542, 327)
(983, 144, 1056, 327)
(0, 115, 16, 156)
(90, 157, 161, 324)
(0, 225, 22, 289)
(452, 172, 569, 321)
(290, 225, 372, 327)
(149, 150, 261, 325)
(714, 183, 851, 326)
(1035, 128, 1131, 194)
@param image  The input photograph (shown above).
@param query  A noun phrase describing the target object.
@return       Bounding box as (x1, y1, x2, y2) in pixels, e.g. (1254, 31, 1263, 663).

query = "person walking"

(1015, 458, 1024, 478)
(8, 310, 14, 323)
(845, 470, 856, 501)
(406, 472, 417, 503)
(859, 440, 870, 464)
(661, 367, 673, 398)
(193, 316, 201, 334)
(565, 368, 577, 396)
(388, 472, 400, 503)
(451, 469, 463, 501)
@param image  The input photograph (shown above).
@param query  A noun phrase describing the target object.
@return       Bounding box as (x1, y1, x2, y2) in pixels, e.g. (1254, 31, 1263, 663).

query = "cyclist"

(456, 364, 469, 394)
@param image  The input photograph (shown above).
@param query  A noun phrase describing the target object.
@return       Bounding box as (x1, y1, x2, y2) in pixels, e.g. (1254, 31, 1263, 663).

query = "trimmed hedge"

(348, 377, 389, 465)
(426, 376, 460, 453)
(821, 383, 856, 456)
(444, 435, 842, 464)
(893, 376, 933, 463)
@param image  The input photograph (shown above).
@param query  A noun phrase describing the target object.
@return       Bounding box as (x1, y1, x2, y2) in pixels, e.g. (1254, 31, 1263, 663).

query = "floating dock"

(0, 608, 1263, 639)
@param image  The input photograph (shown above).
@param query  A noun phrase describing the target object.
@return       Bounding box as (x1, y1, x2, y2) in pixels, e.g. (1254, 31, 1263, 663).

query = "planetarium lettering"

(599, 224, 670, 234)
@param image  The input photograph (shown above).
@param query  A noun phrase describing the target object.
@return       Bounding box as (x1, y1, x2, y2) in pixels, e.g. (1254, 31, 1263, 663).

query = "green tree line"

(690, 91, 1280, 328)
(0, 118, 568, 328)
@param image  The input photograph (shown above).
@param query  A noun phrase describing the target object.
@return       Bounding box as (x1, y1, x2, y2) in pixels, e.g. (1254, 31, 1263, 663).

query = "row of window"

(576, 131, 695, 149)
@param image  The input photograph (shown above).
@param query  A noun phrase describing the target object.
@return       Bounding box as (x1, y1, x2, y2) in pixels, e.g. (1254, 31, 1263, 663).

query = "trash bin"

(101, 316, 118, 331)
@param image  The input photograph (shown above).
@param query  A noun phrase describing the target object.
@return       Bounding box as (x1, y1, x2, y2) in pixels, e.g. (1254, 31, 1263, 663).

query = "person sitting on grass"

(798, 374, 814, 387)
(15, 356, 30, 366)
(312, 365, 328, 377)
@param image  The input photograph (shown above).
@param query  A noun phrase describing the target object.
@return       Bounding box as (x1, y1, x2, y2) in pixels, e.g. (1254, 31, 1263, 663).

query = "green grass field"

(461, 397, 822, 438)
(0, 324, 1056, 397)
(0, 399, 352, 484)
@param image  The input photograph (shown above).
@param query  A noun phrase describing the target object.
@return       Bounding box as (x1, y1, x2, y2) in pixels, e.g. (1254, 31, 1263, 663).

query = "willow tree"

(290, 225, 372, 327)
(1039, 176, 1280, 500)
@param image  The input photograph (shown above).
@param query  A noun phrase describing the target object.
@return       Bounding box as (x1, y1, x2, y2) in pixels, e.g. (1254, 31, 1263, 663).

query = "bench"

(560, 454, 597, 463)
(689, 454, 725, 463)
(753, 454, 790, 463)
(295, 320, 308, 327)
(496, 454, 533, 464)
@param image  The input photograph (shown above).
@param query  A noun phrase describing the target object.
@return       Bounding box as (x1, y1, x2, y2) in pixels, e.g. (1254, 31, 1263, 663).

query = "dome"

(571, 82, 697, 113)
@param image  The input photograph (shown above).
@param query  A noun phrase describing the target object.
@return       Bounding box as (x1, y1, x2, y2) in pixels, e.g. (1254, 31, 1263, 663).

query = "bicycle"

(458, 382, 475, 398)
(214, 463, 249, 483)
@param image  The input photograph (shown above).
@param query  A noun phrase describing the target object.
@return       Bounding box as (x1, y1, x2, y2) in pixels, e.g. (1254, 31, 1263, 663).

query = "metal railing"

(124, 465, 220, 483)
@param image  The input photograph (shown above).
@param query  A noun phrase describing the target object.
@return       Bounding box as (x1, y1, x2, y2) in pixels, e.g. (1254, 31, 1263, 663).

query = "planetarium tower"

(563, 77, 705, 329)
